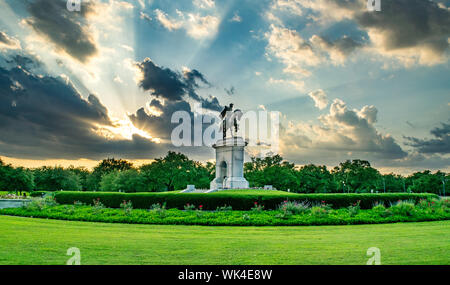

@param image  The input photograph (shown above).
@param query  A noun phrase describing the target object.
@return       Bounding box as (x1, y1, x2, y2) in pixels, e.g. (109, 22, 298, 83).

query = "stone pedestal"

(210, 137, 249, 190)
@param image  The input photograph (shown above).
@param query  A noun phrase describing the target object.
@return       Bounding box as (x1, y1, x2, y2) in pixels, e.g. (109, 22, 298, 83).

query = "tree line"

(0, 153, 448, 195)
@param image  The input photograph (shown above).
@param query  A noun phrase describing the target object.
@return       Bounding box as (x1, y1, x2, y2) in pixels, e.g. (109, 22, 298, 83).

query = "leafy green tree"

(87, 158, 133, 191)
(99, 171, 119, 192)
(140, 163, 166, 192)
(186, 161, 213, 189)
(99, 170, 146, 193)
(67, 166, 90, 191)
(114, 169, 146, 193)
(296, 164, 337, 193)
(379, 173, 406, 193)
(33, 166, 81, 191)
(140, 152, 212, 191)
(0, 164, 34, 194)
(141, 152, 193, 191)
(245, 155, 298, 190)
(407, 170, 447, 195)
(332, 160, 381, 193)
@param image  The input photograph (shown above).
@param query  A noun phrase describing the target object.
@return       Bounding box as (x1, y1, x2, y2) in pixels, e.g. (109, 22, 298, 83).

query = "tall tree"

(33, 166, 81, 191)
(87, 158, 133, 191)
(296, 164, 337, 193)
(140, 152, 193, 191)
(244, 155, 298, 190)
(332, 160, 381, 193)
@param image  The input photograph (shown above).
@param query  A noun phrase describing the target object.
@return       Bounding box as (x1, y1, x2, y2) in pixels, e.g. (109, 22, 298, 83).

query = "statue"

(211, 103, 249, 190)
(219, 103, 243, 139)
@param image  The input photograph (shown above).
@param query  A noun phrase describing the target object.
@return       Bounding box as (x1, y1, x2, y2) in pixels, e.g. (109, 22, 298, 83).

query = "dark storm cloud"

(404, 122, 450, 154)
(6, 55, 41, 70)
(355, 0, 450, 55)
(129, 98, 219, 143)
(25, 0, 98, 62)
(136, 58, 222, 111)
(315, 35, 363, 56)
(0, 62, 164, 160)
(130, 99, 192, 140)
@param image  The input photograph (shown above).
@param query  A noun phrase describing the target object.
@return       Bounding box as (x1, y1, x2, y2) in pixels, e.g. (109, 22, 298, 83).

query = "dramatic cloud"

(265, 25, 319, 76)
(405, 122, 450, 154)
(271, 0, 303, 16)
(193, 0, 215, 9)
(136, 58, 221, 111)
(265, 25, 363, 76)
(130, 99, 191, 140)
(307, 89, 328, 110)
(355, 0, 450, 65)
(281, 99, 407, 162)
(0, 59, 164, 160)
(310, 35, 362, 65)
(129, 98, 220, 159)
(0, 31, 21, 50)
(271, 0, 450, 67)
(24, 0, 98, 63)
(154, 8, 220, 39)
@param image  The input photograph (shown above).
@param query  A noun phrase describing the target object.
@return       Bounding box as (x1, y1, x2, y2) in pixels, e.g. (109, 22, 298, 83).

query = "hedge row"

(54, 191, 438, 210)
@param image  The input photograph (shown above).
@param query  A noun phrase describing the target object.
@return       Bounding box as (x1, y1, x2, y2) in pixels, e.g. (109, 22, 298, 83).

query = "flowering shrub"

(26, 199, 45, 211)
(63, 205, 75, 215)
(347, 200, 361, 217)
(372, 203, 391, 217)
(251, 202, 264, 212)
(216, 205, 233, 211)
(311, 206, 328, 218)
(3, 197, 450, 226)
(120, 200, 133, 215)
(25, 196, 57, 211)
(149, 203, 167, 218)
(184, 203, 196, 211)
(390, 200, 416, 216)
(92, 198, 105, 214)
(318, 200, 333, 210)
(74, 201, 85, 206)
(196, 205, 204, 218)
(279, 200, 310, 215)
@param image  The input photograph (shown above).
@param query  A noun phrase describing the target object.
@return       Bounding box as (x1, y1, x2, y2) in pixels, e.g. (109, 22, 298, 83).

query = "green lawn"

(0, 216, 449, 265)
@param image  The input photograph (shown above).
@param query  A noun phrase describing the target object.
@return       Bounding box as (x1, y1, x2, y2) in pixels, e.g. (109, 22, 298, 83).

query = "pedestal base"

(210, 177, 249, 190)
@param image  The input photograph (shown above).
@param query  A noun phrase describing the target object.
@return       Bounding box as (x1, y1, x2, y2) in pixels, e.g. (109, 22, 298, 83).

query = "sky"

(0, 0, 449, 174)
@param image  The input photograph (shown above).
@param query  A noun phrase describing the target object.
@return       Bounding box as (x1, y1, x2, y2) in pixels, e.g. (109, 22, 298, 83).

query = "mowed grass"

(0, 216, 449, 265)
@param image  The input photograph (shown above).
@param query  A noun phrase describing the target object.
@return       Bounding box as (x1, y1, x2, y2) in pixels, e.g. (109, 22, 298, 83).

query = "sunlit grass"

(0, 216, 448, 265)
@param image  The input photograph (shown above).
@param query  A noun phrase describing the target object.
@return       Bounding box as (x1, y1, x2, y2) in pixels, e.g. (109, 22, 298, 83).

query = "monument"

(210, 104, 249, 190)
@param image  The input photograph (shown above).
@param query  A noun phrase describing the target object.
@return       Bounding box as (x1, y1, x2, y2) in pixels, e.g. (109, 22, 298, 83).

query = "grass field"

(0, 216, 449, 265)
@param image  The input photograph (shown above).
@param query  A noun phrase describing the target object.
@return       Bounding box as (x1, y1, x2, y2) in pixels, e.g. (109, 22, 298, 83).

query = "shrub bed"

(54, 191, 438, 210)
(1, 197, 449, 226)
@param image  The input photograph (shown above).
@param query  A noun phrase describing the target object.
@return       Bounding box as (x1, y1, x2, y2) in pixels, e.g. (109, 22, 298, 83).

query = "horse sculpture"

(219, 103, 243, 139)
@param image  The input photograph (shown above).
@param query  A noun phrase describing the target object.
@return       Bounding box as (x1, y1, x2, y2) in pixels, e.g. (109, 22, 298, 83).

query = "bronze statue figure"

(219, 103, 243, 139)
